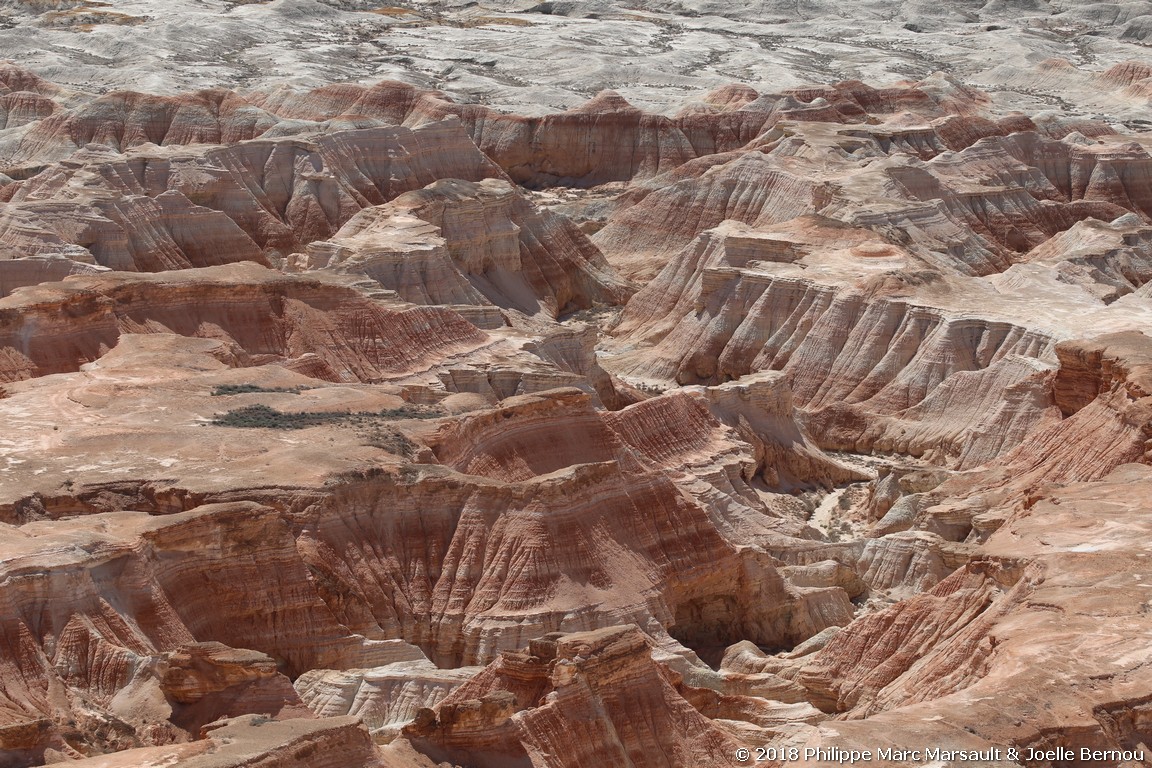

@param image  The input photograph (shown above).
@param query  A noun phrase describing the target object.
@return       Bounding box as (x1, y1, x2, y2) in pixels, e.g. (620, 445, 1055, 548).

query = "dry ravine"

(3, 3, 1152, 767)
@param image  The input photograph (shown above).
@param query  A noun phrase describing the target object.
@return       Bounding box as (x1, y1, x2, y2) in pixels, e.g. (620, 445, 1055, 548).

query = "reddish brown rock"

(0, 262, 489, 384)
(1, 70, 1001, 191)
(984, 331, 1152, 487)
(0, 501, 425, 760)
(4, 62, 1152, 768)
(1, 119, 508, 270)
(595, 125, 1146, 283)
(162, 643, 313, 734)
(54, 715, 396, 768)
(403, 625, 749, 768)
(0, 257, 106, 297)
(298, 177, 632, 320)
(0, 348, 861, 761)
(790, 465, 1152, 763)
(1053, 330, 1152, 416)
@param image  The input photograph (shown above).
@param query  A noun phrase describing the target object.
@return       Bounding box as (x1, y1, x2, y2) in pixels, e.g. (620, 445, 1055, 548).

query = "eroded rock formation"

(0, 325, 863, 764)
(0, 263, 490, 384)
(0, 119, 508, 270)
(5, 19, 1152, 768)
(404, 625, 749, 768)
(293, 177, 632, 320)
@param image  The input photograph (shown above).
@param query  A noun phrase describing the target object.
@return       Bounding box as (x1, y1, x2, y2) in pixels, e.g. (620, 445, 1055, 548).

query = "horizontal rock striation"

(609, 222, 1061, 466)
(0, 367, 867, 760)
(987, 330, 1152, 485)
(595, 122, 1143, 282)
(2, 69, 1007, 191)
(4, 32, 1152, 768)
(295, 661, 480, 744)
(0, 119, 507, 270)
(0, 501, 407, 759)
(792, 465, 1152, 758)
(403, 625, 748, 768)
(0, 263, 489, 384)
(307, 389, 854, 667)
(296, 178, 631, 319)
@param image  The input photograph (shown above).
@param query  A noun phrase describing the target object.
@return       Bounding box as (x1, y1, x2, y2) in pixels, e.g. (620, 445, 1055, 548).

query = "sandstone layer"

(5, 10, 1152, 768)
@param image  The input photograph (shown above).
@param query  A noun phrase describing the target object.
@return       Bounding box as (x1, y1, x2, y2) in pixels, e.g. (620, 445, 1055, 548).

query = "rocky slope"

(5, 8, 1152, 768)
(293, 177, 632, 320)
(0, 118, 509, 270)
(0, 317, 864, 763)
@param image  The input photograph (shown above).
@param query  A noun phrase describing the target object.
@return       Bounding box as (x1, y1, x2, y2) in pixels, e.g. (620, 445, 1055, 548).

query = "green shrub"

(210, 404, 443, 430)
(210, 405, 340, 429)
(211, 384, 310, 396)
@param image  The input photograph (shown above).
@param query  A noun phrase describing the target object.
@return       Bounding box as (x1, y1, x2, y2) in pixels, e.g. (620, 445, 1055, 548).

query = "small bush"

(210, 404, 443, 430)
(362, 427, 418, 457)
(378, 407, 443, 420)
(211, 384, 309, 396)
(211, 405, 343, 429)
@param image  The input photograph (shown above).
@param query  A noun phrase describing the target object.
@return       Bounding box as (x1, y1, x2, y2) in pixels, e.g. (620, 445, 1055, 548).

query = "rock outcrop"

(404, 626, 749, 768)
(594, 122, 1144, 282)
(0, 337, 863, 761)
(791, 465, 1152, 761)
(2, 72, 997, 189)
(294, 178, 632, 320)
(29, 715, 394, 768)
(295, 661, 480, 744)
(0, 118, 508, 270)
(0, 263, 489, 384)
(6, 15, 1152, 768)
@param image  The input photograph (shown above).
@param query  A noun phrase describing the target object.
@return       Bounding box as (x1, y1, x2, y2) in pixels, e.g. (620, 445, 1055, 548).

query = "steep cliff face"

(0, 501, 401, 761)
(0, 263, 489, 383)
(302, 389, 854, 669)
(0, 68, 1003, 191)
(0, 337, 867, 762)
(297, 178, 632, 319)
(249, 77, 996, 189)
(606, 222, 1063, 466)
(1053, 330, 1152, 417)
(595, 153, 824, 281)
(295, 661, 480, 743)
(601, 120, 1152, 469)
(986, 331, 1152, 485)
(0, 120, 507, 270)
(792, 465, 1152, 759)
(594, 123, 1145, 283)
(0, 258, 107, 298)
(766, 338, 1152, 758)
(0, 461, 834, 758)
(5, 49, 1152, 768)
(404, 626, 749, 768)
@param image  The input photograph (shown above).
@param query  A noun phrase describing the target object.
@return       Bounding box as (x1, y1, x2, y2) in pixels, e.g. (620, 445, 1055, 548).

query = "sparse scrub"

(211, 384, 311, 396)
(210, 403, 443, 429)
(361, 427, 418, 457)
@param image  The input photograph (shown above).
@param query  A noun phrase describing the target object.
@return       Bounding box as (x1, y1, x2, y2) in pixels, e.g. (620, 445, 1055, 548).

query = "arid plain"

(3, 1, 1152, 766)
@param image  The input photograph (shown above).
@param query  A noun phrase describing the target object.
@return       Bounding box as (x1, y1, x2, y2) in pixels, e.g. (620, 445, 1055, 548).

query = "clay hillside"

(3, 1, 1152, 767)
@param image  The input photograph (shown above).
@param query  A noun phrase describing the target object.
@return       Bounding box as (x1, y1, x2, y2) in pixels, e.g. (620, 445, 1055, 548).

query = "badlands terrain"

(4, 0, 1152, 766)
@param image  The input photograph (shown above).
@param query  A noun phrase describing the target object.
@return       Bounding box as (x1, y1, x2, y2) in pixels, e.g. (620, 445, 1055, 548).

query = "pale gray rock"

(0, 0, 1150, 124)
